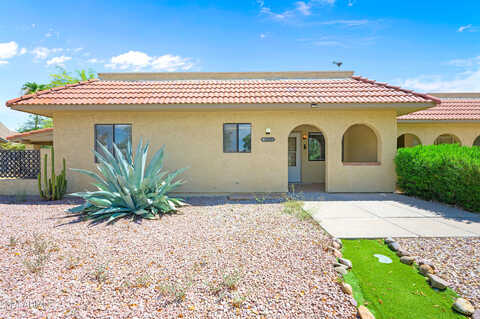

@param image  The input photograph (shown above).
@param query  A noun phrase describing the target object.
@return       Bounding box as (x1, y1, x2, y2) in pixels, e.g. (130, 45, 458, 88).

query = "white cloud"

(87, 58, 104, 64)
(257, 0, 333, 20)
(0, 41, 18, 59)
(447, 56, 480, 68)
(0, 60, 8, 65)
(31, 47, 64, 59)
(46, 55, 72, 66)
(106, 51, 194, 71)
(321, 19, 369, 26)
(458, 24, 472, 32)
(260, 33, 266, 39)
(19, 48, 27, 55)
(399, 69, 480, 92)
(295, 1, 311, 15)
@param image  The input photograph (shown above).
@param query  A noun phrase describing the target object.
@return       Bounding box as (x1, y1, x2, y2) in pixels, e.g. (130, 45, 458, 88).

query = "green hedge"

(395, 144, 480, 212)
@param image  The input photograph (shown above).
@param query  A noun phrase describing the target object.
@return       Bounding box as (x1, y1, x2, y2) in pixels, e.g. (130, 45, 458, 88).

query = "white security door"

(288, 133, 301, 183)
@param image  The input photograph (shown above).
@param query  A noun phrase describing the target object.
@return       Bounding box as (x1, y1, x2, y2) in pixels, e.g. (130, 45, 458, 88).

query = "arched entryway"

(473, 135, 480, 147)
(342, 124, 379, 163)
(434, 134, 461, 145)
(397, 133, 422, 149)
(288, 124, 326, 192)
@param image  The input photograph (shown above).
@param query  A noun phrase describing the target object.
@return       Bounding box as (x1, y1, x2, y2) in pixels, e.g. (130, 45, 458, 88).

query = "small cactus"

(38, 148, 67, 200)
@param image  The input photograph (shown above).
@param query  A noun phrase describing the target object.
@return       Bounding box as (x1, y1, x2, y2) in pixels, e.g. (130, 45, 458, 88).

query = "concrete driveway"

(302, 193, 480, 238)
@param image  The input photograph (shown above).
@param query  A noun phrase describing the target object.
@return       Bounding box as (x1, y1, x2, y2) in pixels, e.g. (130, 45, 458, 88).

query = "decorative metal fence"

(0, 150, 41, 179)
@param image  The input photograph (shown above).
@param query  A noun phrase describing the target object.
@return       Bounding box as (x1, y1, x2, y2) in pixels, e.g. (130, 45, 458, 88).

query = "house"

(0, 121, 15, 144)
(6, 127, 54, 148)
(4, 71, 479, 194)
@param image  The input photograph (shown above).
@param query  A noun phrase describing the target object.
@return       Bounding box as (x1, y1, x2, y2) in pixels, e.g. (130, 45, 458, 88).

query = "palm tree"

(21, 82, 49, 95)
(19, 82, 52, 132)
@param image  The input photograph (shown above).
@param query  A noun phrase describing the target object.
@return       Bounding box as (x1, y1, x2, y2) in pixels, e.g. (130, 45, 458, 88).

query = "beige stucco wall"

(343, 124, 379, 162)
(52, 108, 398, 194)
(398, 122, 480, 146)
(0, 148, 50, 196)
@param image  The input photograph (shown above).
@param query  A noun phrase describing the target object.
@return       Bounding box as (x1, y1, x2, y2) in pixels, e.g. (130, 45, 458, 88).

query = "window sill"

(342, 162, 381, 166)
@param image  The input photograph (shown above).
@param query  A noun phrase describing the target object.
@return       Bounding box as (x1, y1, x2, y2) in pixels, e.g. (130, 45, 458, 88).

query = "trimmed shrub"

(395, 144, 480, 212)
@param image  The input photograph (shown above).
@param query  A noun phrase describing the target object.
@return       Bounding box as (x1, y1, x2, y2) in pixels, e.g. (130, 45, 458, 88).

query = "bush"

(68, 140, 187, 223)
(395, 144, 480, 212)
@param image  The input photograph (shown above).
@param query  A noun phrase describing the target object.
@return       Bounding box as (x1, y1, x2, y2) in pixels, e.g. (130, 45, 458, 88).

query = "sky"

(0, 0, 479, 131)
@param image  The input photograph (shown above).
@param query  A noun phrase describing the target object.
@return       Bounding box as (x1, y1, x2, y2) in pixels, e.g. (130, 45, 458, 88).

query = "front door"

(288, 132, 301, 183)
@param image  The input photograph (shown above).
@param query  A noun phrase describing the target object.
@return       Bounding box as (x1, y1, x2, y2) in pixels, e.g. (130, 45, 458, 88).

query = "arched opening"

(434, 134, 461, 145)
(473, 135, 480, 147)
(342, 124, 378, 162)
(288, 124, 326, 192)
(397, 133, 422, 149)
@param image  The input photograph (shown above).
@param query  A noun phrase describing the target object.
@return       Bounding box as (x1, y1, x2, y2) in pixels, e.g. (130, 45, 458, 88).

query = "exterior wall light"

(265, 128, 271, 135)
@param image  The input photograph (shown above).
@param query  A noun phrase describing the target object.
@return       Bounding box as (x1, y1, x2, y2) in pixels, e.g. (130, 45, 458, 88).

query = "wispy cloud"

(31, 47, 63, 60)
(457, 24, 474, 32)
(320, 19, 369, 26)
(46, 55, 71, 66)
(447, 56, 480, 67)
(105, 51, 194, 71)
(257, 0, 334, 21)
(0, 41, 20, 64)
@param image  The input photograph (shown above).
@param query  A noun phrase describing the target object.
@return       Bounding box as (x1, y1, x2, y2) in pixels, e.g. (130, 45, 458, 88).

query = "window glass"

(223, 124, 237, 152)
(238, 124, 251, 152)
(223, 123, 251, 153)
(115, 124, 132, 158)
(288, 137, 297, 166)
(95, 125, 113, 160)
(308, 132, 325, 161)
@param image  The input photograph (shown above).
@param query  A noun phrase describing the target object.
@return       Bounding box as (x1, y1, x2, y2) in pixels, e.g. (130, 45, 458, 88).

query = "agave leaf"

(144, 145, 165, 177)
(106, 212, 129, 223)
(86, 197, 112, 208)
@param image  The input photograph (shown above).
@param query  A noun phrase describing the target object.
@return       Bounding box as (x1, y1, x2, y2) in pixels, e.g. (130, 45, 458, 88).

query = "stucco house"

(4, 71, 480, 195)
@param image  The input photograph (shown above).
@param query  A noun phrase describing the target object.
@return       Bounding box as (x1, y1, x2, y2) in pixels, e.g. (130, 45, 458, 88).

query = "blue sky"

(1, 0, 479, 130)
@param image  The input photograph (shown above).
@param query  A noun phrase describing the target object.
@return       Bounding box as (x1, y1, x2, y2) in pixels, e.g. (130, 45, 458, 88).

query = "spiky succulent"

(67, 140, 187, 223)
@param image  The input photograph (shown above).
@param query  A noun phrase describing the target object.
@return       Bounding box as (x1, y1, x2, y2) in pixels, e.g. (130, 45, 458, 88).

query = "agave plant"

(67, 140, 187, 223)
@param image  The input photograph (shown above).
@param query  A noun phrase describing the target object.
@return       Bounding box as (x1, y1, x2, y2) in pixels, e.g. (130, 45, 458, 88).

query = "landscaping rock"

(328, 247, 342, 258)
(428, 274, 450, 290)
(358, 305, 376, 319)
(333, 238, 343, 248)
(400, 256, 415, 265)
(384, 237, 395, 244)
(388, 241, 400, 251)
(396, 249, 409, 257)
(473, 309, 480, 319)
(334, 266, 348, 275)
(341, 282, 353, 295)
(418, 259, 435, 270)
(452, 298, 475, 316)
(338, 258, 353, 269)
(332, 241, 342, 250)
(419, 264, 434, 276)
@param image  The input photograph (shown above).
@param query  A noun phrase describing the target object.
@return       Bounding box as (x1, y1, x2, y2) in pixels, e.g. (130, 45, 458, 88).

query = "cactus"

(38, 147, 67, 200)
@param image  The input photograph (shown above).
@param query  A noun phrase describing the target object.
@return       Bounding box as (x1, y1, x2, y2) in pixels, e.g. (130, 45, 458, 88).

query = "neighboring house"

(397, 93, 480, 147)
(4, 71, 478, 194)
(6, 127, 54, 148)
(0, 121, 15, 144)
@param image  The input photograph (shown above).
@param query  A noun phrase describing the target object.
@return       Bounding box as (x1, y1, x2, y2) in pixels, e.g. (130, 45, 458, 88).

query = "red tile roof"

(6, 76, 439, 106)
(398, 98, 480, 121)
(6, 127, 54, 141)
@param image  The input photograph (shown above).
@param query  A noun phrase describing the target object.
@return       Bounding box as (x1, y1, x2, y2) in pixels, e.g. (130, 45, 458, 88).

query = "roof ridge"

(351, 76, 441, 104)
(5, 79, 98, 107)
(6, 127, 54, 140)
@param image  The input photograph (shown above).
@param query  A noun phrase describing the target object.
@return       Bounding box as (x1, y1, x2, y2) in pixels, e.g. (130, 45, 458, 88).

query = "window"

(308, 132, 325, 161)
(434, 134, 461, 145)
(95, 124, 132, 162)
(223, 123, 251, 153)
(397, 134, 421, 149)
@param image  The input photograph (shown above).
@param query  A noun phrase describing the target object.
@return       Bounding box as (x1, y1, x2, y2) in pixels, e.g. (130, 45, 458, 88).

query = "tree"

(21, 82, 49, 95)
(48, 67, 96, 87)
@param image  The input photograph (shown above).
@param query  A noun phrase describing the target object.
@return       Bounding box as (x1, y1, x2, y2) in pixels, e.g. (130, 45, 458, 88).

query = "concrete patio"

(302, 192, 480, 238)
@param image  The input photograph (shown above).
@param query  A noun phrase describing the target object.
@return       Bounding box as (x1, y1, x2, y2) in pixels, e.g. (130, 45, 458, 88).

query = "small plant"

(8, 236, 18, 247)
(158, 282, 188, 302)
(65, 255, 81, 270)
(231, 293, 246, 308)
(68, 140, 187, 223)
(38, 147, 67, 200)
(223, 270, 242, 290)
(23, 234, 50, 273)
(283, 200, 311, 220)
(92, 264, 108, 283)
(134, 273, 154, 288)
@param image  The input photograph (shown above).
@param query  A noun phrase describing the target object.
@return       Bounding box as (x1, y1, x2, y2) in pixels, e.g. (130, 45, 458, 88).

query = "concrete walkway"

(302, 193, 480, 238)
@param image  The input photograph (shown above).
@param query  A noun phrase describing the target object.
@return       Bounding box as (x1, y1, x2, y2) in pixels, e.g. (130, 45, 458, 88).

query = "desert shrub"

(395, 144, 480, 212)
(68, 140, 187, 223)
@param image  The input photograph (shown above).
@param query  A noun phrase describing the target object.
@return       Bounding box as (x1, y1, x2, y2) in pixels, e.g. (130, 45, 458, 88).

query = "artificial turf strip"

(342, 239, 466, 319)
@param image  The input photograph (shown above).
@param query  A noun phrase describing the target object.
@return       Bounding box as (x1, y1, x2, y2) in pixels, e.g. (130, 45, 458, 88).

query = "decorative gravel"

(0, 196, 357, 318)
(397, 237, 480, 308)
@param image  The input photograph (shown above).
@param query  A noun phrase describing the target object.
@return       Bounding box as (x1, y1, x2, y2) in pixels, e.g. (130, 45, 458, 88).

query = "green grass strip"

(342, 239, 466, 319)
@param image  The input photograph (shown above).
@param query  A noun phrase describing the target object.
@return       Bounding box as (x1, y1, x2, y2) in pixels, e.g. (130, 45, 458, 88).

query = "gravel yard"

(0, 196, 357, 318)
(397, 237, 480, 308)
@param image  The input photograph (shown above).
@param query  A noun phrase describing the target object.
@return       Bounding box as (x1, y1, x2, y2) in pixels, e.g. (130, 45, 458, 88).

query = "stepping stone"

(328, 247, 342, 258)
(358, 305, 375, 319)
(333, 238, 343, 248)
(338, 258, 352, 269)
(340, 282, 353, 295)
(428, 274, 450, 290)
(388, 241, 400, 251)
(419, 264, 434, 276)
(334, 266, 348, 275)
(452, 298, 475, 316)
(400, 256, 415, 265)
(332, 241, 342, 250)
(418, 259, 435, 270)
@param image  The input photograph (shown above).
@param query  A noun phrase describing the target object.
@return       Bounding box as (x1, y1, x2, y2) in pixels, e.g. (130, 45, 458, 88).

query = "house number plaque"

(261, 137, 275, 142)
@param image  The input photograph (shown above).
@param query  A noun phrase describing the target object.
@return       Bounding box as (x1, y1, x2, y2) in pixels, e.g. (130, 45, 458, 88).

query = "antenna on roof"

(332, 61, 343, 69)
